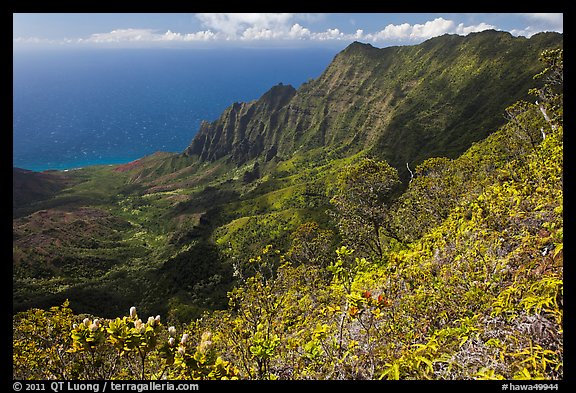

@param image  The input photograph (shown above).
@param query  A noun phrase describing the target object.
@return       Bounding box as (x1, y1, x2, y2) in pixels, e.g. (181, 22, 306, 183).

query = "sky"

(13, 13, 563, 50)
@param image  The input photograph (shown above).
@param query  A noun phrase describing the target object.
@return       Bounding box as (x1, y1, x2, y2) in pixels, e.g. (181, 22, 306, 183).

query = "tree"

(391, 157, 462, 241)
(286, 222, 335, 269)
(330, 158, 402, 259)
(530, 48, 563, 131)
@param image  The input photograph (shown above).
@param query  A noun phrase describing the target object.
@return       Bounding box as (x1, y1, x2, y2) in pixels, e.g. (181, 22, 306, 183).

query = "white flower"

(178, 346, 186, 356)
(147, 316, 155, 325)
(89, 323, 99, 332)
(130, 306, 137, 319)
(198, 332, 213, 353)
(83, 318, 90, 327)
(72, 324, 78, 329)
(201, 331, 212, 342)
(168, 337, 176, 347)
(134, 319, 146, 333)
(168, 326, 177, 336)
(181, 333, 189, 345)
(155, 315, 161, 323)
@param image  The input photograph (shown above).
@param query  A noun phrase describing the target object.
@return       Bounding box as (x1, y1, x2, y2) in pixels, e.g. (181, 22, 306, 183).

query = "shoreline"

(13, 152, 177, 173)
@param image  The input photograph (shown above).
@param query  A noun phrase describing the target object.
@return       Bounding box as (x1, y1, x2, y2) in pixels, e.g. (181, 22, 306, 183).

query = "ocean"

(13, 47, 338, 172)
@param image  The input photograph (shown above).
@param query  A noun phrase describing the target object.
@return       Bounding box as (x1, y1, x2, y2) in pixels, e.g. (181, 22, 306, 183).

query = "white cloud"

(18, 14, 560, 48)
(509, 25, 562, 38)
(511, 13, 563, 37)
(241, 27, 278, 41)
(85, 28, 156, 43)
(312, 28, 345, 41)
(195, 13, 325, 42)
(455, 22, 496, 35)
(196, 13, 295, 38)
(288, 23, 311, 39)
(365, 23, 411, 41)
(193, 14, 361, 42)
(365, 17, 496, 42)
(165, 30, 216, 42)
(13, 36, 56, 45)
(78, 28, 216, 44)
(411, 18, 456, 39)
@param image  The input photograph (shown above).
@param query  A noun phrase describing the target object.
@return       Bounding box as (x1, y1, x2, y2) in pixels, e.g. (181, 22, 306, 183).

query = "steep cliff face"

(184, 84, 296, 165)
(183, 30, 562, 176)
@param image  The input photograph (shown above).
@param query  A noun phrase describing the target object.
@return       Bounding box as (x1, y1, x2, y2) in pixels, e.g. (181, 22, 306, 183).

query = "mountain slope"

(184, 31, 562, 178)
(13, 168, 76, 211)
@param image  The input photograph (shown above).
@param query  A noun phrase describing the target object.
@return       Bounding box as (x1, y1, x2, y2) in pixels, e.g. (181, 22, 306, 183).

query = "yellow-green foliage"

(13, 304, 238, 380)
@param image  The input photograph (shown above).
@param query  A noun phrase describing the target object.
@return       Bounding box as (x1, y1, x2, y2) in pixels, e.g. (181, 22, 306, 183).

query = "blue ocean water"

(13, 48, 338, 172)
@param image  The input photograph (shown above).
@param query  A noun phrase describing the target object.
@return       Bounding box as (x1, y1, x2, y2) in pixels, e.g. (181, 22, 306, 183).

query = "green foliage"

(286, 221, 336, 269)
(13, 47, 563, 380)
(13, 300, 76, 379)
(327, 246, 370, 294)
(530, 48, 563, 129)
(13, 304, 238, 380)
(392, 157, 466, 241)
(330, 158, 402, 259)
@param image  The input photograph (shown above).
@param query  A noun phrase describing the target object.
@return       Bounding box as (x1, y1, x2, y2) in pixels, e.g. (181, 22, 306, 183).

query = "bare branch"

(536, 100, 557, 131)
(406, 162, 414, 182)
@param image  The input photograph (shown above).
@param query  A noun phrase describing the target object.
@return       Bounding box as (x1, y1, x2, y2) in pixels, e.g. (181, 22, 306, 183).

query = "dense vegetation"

(13, 36, 562, 380)
(13, 31, 562, 320)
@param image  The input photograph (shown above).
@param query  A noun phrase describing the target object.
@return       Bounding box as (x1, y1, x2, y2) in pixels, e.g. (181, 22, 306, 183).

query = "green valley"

(12, 31, 563, 380)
